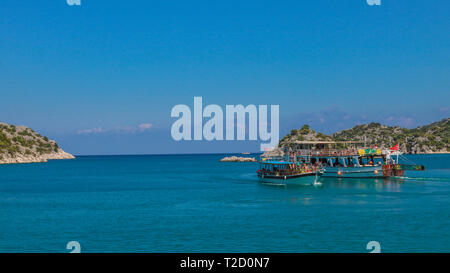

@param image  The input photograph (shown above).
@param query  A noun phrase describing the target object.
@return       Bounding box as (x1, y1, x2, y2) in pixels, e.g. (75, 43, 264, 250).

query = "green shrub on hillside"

(277, 118, 449, 153)
(299, 125, 310, 134)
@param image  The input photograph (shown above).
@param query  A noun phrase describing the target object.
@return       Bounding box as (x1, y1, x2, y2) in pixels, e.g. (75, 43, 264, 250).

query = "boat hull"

(258, 172, 320, 185)
(322, 165, 385, 178)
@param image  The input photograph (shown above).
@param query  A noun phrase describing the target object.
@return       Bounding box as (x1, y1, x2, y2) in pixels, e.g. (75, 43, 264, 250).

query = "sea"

(0, 154, 448, 253)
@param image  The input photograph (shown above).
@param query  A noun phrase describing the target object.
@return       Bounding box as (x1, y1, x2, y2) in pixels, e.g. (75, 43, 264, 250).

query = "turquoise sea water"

(0, 154, 449, 253)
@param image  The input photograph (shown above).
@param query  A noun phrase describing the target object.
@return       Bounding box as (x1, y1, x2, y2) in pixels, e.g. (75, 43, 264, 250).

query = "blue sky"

(0, 0, 449, 155)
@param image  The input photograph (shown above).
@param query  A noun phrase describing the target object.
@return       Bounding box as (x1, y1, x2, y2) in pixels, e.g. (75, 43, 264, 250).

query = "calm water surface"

(0, 154, 449, 252)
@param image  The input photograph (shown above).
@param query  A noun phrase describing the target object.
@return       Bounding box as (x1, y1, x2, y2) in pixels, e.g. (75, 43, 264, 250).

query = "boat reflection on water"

(322, 177, 404, 191)
(259, 176, 405, 191)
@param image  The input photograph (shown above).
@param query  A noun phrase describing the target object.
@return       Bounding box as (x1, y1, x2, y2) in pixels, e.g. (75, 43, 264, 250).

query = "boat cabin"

(259, 160, 319, 176)
(270, 141, 392, 167)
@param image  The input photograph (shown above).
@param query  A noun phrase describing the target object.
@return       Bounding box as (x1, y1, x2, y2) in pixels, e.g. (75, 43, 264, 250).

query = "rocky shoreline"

(220, 156, 258, 162)
(0, 150, 75, 164)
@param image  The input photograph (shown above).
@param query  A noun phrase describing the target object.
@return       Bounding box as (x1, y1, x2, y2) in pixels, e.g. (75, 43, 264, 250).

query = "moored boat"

(257, 161, 323, 185)
(262, 141, 425, 179)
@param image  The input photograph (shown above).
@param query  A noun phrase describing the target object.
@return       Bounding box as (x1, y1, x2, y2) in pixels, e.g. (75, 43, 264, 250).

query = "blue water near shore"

(0, 154, 449, 253)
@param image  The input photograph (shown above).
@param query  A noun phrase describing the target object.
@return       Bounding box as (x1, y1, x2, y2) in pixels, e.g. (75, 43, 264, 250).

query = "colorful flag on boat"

(390, 143, 399, 151)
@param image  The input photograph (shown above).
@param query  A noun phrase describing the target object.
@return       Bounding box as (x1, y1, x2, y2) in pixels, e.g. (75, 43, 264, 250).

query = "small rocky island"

(0, 122, 75, 164)
(220, 156, 258, 162)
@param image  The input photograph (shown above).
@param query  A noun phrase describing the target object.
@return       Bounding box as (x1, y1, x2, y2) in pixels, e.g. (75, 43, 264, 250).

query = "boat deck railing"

(261, 148, 385, 162)
(296, 148, 360, 157)
(258, 165, 322, 176)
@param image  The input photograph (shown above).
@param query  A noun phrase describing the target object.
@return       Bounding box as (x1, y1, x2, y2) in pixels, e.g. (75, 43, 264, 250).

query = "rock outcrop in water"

(0, 122, 75, 164)
(220, 156, 258, 162)
(277, 118, 449, 154)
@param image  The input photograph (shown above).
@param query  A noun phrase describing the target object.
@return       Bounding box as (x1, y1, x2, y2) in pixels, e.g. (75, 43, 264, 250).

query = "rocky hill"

(0, 122, 75, 164)
(279, 125, 333, 146)
(278, 118, 449, 154)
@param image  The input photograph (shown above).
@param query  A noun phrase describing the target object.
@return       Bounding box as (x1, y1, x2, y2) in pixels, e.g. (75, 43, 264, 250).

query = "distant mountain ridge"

(0, 122, 74, 164)
(279, 118, 449, 154)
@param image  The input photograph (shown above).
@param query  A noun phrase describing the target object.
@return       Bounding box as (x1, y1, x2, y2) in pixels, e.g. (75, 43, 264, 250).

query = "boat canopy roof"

(293, 140, 363, 144)
(261, 161, 294, 165)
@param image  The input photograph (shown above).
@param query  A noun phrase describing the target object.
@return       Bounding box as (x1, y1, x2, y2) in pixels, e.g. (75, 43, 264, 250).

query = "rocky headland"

(0, 122, 75, 164)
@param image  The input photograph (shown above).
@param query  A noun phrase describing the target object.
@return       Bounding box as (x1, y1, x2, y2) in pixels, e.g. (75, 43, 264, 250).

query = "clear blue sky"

(1, 0, 449, 155)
